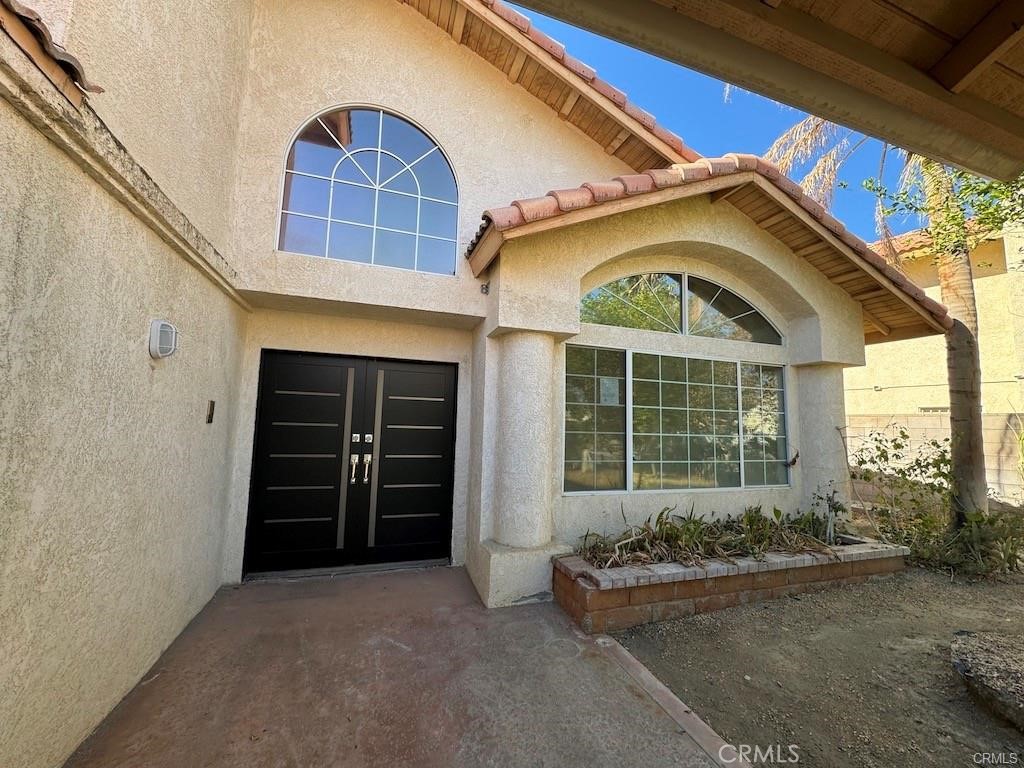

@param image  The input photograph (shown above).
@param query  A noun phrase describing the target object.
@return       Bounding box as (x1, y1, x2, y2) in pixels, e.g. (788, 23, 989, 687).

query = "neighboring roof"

(872, 220, 997, 259)
(397, 0, 699, 172)
(0, 0, 101, 104)
(466, 153, 952, 344)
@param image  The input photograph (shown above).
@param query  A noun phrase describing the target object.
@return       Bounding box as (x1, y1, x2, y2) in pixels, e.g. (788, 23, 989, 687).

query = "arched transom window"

(279, 107, 459, 275)
(581, 273, 782, 345)
(566, 273, 788, 493)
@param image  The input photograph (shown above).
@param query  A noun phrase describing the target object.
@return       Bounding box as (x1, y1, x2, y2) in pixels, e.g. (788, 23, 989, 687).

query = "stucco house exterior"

(845, 225, 1024, 500)
(2, 1, 951, 766)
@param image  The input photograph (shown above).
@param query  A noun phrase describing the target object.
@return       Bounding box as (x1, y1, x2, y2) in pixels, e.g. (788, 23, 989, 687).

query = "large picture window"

(564, 345, 789, 492)
(581, 273, 782, 345)
(279, 108, 458, 274)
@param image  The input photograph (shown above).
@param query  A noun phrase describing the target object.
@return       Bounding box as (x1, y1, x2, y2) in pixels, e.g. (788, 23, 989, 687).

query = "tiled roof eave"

(397, 0, 698, 169)
(466, 153, 951, 336)
(1, 0, 101, 94)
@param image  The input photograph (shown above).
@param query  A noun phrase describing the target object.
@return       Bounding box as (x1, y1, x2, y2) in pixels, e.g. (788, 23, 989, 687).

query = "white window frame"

(581, 272, 784, 345)
(276, 104, 460, 276)
(562, 343, 792, 496)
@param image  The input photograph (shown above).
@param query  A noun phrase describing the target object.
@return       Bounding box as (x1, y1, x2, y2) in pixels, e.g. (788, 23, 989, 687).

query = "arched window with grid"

(278, 107, 459, 275)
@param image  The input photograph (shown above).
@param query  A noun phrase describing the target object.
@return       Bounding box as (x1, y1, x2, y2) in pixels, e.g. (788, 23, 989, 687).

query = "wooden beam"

(709, 182, 750, 203)
(558, 90, 580, 118)
(862, 306, 891, 336)
(792, 241, 829, 258)
(754, 209, 792, 229)
(507, 49, 528, 82)
(852, 288, 888, 301)
(929, 0, 1024, 93)
(513, 0, 1024, 179)
(450, 0, 695, 165)
(761, 0, 783, 7)
(450, 2, 468, 43)
(605, 128, 630, 154)
(745, 177, 945, 333)
(831, 269, 868, 285)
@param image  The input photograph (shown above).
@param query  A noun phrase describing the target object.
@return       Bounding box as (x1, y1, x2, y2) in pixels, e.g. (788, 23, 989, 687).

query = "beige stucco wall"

(470, 195, 862, 604)
(228, 0, 633, 316)
(489, 197, 866, 368)
(57, 0, 254, 253)
(222, 308, 474, 581)
(845, 238, 1024, 414)
(0, 97, 246, 768)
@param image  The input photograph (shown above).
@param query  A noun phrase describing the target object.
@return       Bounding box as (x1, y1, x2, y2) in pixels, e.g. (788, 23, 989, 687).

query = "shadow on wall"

(845, 413, 1024, 504)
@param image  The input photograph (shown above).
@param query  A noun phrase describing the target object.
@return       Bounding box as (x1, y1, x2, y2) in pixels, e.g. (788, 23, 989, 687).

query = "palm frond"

(764, 116, 838, 175)
(800, 137, 848, 208)
(873, 143, 903, 269)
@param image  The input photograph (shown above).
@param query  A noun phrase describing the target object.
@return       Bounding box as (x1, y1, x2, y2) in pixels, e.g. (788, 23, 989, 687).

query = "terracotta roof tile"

(624, 103, 656, 131)
(486, 206, 525, 230)
(675, 161, 711, 182)
(817, 209, 843, 235)
(583, 180, 627, 201)
(513, 195, 561, 222)
(526, 25, 565, 59)
(592, 78, 628, 108)
(723, 152, 759, 172)
(699, 157, 740, 175)
(489, 1, 530, 32)
(562, 53, 596, 82)
(470, 155, 951, 332)
(547, 187, 595, 211)
(1, 0, 101, 93)
(615, 173, 657, 195)
(644, 168, 684, 189)
(774, 174, 805, 202)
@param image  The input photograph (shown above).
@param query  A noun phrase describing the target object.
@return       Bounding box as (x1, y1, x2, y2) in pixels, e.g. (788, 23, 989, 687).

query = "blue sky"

(515, 6, 922, 240)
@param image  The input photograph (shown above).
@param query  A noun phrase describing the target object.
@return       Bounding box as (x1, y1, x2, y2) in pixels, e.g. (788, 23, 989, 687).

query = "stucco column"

(794, 363, 852, 512)
(493, 330, 556, 548)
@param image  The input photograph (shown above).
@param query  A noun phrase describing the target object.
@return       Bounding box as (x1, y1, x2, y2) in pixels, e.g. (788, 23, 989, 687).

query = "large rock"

(951, 631, 1024, 732)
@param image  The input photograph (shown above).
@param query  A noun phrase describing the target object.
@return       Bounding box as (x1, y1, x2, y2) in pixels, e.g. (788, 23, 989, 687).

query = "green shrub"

(877, 506, 1024, 575)
(851, 425, 1023, 575)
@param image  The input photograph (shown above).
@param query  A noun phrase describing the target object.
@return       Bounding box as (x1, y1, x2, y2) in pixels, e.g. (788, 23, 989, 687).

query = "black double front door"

(244, 350, 457, 573)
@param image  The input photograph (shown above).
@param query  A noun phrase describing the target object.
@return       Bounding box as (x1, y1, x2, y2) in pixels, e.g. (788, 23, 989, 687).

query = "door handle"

(362, 453, 373, 484)
(349, 454, 359, 485)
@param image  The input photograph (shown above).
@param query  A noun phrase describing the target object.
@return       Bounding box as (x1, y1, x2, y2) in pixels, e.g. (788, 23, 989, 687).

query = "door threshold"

(245, 558, 450, 582)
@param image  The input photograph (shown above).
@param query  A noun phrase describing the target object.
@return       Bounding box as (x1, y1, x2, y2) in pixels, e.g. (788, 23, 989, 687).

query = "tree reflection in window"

(687, 276, 781, 344)
(581, 273, 781, 346)
(581, 274, 682, 333)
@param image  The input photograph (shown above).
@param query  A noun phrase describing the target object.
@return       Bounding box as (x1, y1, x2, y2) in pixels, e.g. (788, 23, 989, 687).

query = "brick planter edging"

(553, 539, 910, 634)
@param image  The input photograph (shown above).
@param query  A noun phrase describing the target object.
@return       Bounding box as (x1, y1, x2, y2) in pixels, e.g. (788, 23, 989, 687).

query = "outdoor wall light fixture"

(149, 319, 179, 359)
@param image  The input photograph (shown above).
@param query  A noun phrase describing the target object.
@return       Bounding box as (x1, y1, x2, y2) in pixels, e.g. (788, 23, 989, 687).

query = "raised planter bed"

(553, 536, 910, 634)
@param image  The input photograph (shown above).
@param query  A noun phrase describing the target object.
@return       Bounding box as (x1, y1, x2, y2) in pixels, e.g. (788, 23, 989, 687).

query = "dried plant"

(764, 116, 838, 176)
(578, 505, 836, 569)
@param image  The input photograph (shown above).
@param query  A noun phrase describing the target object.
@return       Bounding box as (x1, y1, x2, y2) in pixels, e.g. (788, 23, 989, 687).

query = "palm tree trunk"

(924, 161, 988, 525)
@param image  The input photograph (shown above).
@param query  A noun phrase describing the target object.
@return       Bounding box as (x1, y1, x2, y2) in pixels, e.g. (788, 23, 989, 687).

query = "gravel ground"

(617, 568, 1024, 767)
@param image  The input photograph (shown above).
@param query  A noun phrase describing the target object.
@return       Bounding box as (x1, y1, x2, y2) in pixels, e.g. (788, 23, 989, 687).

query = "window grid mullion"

(737, 360, 745, 489)
(625, 351, 634, 493)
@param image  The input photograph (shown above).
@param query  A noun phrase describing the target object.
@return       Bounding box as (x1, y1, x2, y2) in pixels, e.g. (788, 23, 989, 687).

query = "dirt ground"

(618, 568, 1024, 767)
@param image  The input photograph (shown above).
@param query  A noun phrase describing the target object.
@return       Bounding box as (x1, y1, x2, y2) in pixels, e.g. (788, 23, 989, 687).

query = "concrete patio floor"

(63, 566, 721, 767)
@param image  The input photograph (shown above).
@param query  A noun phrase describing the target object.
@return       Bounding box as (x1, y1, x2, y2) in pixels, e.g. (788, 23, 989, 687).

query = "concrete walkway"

(64, 567, 719, 768)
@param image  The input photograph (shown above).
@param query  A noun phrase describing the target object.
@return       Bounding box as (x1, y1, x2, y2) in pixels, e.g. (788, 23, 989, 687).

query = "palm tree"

(765, 118, 987, 524)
